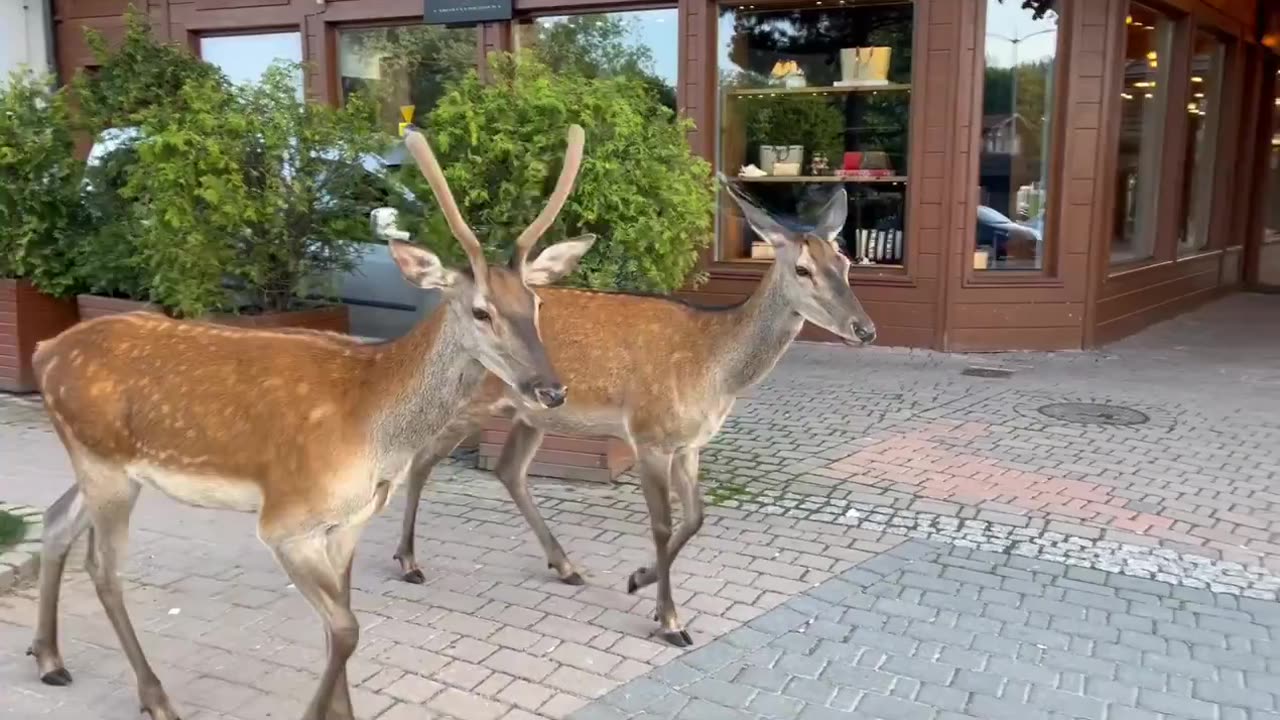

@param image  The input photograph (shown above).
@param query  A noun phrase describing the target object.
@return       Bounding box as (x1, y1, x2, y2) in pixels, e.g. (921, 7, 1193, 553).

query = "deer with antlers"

(26, 125, 593, 720)
(392, 178, 876, 647)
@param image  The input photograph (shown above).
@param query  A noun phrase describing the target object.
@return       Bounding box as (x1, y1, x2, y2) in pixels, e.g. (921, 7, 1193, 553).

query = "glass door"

(1258, 63, 1280, 289)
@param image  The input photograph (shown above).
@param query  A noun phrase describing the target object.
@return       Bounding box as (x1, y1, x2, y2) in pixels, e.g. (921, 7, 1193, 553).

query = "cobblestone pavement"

(576, 541, 1280, 720)
(0, 293, 1278, 719)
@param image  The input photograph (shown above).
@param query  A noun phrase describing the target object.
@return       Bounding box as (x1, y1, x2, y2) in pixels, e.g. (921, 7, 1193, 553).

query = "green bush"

(74, 7, 228, 133)
(70, 8, 230, 303)
(121, 63, 388, 317)
(395, 52, 714, 293)
(0, 69, 85, 297)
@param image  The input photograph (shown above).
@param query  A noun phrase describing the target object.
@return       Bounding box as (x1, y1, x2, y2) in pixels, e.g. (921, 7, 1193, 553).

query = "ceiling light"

(1191, 76, 1203, 83)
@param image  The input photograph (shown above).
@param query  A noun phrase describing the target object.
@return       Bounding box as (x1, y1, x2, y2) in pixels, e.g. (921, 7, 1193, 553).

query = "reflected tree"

(523, 14, 678, 112)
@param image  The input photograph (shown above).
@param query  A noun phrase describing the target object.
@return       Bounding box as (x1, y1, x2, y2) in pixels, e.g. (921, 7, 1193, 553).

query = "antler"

(402, 127, 488, 280)
(513, 124, 587, 269)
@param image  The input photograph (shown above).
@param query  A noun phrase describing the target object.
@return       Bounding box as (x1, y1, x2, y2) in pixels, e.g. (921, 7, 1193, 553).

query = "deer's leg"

(496, 420, 582, 585)
(29, 484, 90, 686)
(630, 450, 691, 647)
(627, 450, 703, 637)
(394, 436, 458, 585)
(270, 529, 360, 720)
(81, 478, 180, 720)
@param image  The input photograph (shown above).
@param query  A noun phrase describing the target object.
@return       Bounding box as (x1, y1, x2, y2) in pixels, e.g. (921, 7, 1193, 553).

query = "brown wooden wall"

(52, 0, 1278, 351)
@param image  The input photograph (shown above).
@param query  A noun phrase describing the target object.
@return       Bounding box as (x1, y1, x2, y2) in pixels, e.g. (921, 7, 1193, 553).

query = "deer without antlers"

(393, 177, 876, 647)
(26, 124, 594, 720)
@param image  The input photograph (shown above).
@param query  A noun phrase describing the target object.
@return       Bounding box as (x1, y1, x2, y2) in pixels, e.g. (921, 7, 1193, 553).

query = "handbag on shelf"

(838, 47, 893, 87)
(759, 145, 805, 175)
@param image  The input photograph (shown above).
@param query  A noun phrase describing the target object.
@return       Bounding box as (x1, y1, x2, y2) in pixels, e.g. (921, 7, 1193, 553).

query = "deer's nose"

(854, 324, 877, 344)
(534, 384, 568, 409)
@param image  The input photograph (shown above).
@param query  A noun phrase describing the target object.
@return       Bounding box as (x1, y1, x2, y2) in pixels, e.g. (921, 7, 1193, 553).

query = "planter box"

(76, 294, 161, 321)
(210, 304, 350, 334)
(478, 415, 634, 483)
(0, 280, 80, 393)
(456, 430, 481, 452)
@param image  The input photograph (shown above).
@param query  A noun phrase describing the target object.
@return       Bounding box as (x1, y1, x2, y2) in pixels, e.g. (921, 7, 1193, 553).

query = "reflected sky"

(985, 1, 1058, 68)
(200, 32, 304, 97)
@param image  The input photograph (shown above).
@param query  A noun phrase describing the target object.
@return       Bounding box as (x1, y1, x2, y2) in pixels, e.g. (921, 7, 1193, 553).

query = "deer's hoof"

(654, 628, 694, 648)
(402, 568, 426, 584)
(562, 571, 585, 586)
(40, 668, 73, 686)
(626, 568, 647, 595)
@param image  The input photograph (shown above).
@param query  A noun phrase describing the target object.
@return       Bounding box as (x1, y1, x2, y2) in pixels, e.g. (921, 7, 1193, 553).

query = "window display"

(716, 1, 913, 266)
(338, 26, 478, 133)
(974, 0, 1058, 272)
(1110, 3, 1173, 265)
(1177, 30, 1225, 256)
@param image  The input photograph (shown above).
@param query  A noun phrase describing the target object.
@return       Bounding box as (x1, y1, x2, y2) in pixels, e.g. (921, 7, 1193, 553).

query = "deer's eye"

(472, 308, 492, 322)
(796, 266, 812, 278)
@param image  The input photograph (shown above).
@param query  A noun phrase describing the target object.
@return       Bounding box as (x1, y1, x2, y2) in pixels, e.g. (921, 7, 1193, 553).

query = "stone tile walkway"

(578, 541, 1280, 720)
(0, 292, 1278, 719)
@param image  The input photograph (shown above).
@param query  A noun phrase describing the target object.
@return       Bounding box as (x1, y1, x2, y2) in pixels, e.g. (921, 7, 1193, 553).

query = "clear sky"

(200, 32, 305, 97)
(985, 0, 1059, 68)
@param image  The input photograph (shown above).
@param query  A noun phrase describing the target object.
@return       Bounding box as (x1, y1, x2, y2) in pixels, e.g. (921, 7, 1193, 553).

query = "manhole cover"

(1037, 402, 1149, 426)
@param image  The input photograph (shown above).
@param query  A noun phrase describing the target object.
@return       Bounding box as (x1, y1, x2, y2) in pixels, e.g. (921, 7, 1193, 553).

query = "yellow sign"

(398, 105, 415, 136)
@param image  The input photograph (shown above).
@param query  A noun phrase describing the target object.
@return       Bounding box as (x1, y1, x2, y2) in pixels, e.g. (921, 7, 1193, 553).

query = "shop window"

(1177, 30, 1225, 256)
(337, 26, 478, 133)
(717, 2, 913, 266)
(200, 32, 303, 97)
(1260, 67, 1280, 287)
(974, 0, 1059, 272)
(1109, 3, 1174, 266)
(514, 10, 679, 114)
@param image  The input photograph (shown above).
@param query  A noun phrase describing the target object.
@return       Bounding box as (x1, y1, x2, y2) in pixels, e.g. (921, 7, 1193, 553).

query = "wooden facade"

(52, 0, 1280, 351)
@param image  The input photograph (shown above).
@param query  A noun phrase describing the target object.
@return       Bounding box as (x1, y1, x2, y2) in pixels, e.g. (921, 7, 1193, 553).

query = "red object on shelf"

(838, 169, 894, 179)
(843, 151, 863, 170)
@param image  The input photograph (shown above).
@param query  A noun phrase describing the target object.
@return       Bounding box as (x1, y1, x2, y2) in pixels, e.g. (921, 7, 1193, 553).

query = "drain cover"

(963, 366, 1014, 379)
(1037, 402, 1149, 426)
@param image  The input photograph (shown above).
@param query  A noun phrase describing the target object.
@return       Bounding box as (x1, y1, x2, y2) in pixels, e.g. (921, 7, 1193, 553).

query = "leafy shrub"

(71, 8, 230, 303)
(395, 52, 714, 294)
(121, 63, 388, 317)
(0, 69, 85, 297)
(74, 7, 228, 133)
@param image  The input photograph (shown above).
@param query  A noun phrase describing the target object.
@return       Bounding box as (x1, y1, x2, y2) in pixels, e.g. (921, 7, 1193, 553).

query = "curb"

(0, 503, 43, 594)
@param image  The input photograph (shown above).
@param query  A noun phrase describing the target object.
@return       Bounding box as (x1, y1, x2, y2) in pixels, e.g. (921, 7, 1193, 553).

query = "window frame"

(710, 0, 923, 285)
(963, 0, 1072, 286)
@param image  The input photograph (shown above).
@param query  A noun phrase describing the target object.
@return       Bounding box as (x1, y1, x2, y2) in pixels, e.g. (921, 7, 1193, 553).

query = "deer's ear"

(721, 176, 792, 247)
(524, 234, 596, 286)
(389, 240, 457, 290)
(813, 187, 848, 244)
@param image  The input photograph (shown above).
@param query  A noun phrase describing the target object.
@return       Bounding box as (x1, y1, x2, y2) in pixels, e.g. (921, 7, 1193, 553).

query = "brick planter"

(76, 294, 160, 321)
(211, 304, 350, 334)
(0, 280, 79, 393)
(478, 416, 634, 483)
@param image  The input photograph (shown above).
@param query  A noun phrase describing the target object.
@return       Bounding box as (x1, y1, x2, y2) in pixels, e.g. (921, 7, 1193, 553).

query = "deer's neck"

(368, 304, 487, 458)
(715, 264, 803, 393)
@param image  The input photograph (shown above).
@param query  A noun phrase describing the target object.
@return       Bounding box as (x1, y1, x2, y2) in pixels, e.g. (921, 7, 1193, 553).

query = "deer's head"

(722, 177, 876, 346)
(389, 126, 595, 409)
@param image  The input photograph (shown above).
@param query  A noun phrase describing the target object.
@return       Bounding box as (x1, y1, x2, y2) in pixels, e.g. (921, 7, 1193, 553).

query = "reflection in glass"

(1259, 69, 1280, 287)
(515, 10, 679, 113)
(716, 2, 914, 266)
(1110, 3, 1172, 265)
(1178, 31, 1224, 255)
(200, 32, 303, 98)
(338, 26, 477, 133)
(975, 0, 1057, 271)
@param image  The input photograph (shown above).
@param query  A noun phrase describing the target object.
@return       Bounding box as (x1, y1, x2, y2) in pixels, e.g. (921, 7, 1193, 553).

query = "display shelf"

(736, 175, 908, 184)
(726, 83, 911, 98)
